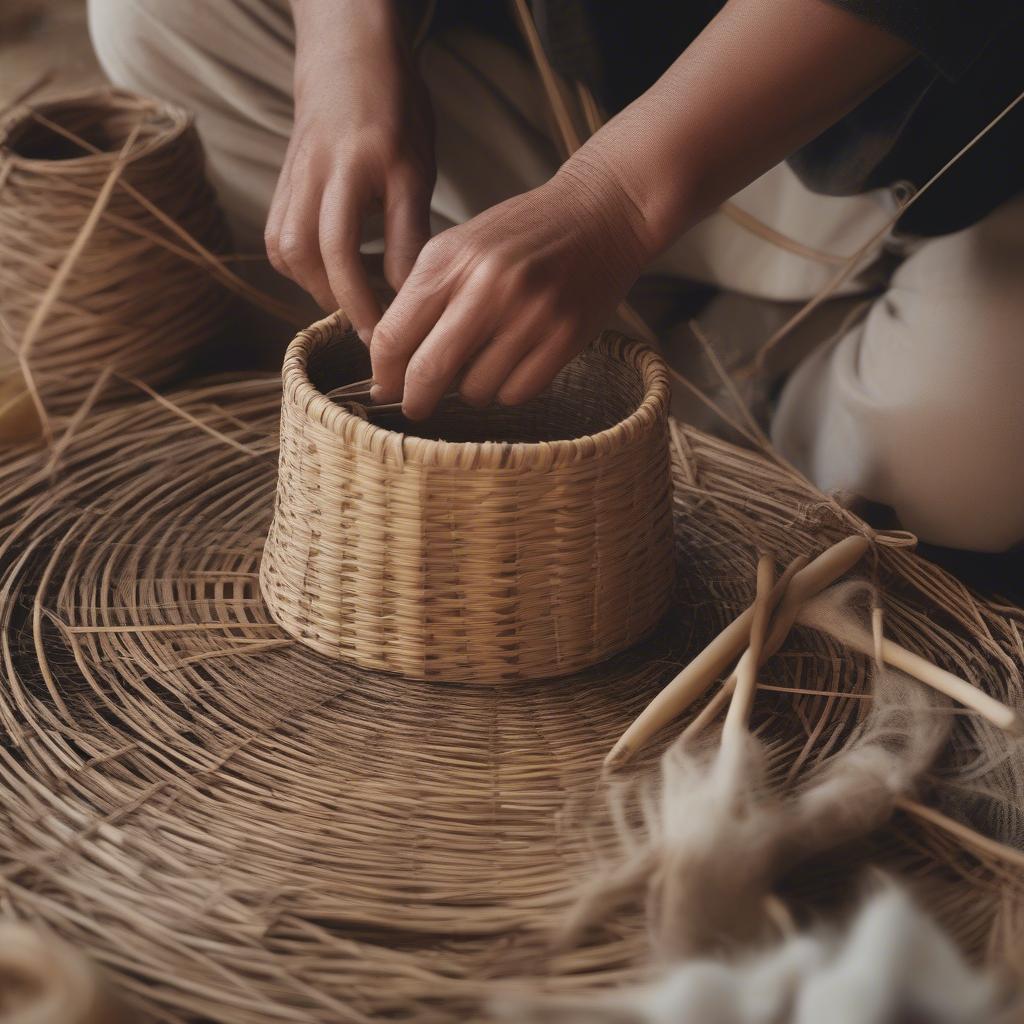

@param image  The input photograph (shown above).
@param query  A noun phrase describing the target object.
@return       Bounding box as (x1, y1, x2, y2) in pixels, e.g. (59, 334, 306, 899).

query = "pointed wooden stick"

(672, 534, 874, 747)
(722, 553, 775, 744)
(605, 553, 808, 768)
(728, 535, 873, 691)
(797, 610, 1023, 735)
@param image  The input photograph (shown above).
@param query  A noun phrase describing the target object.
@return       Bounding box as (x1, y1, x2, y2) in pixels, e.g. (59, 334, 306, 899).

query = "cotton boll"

(502, 888, 1005, 1024)
(647, 937, 827, 1024)
(794, 888, 1000, 1024)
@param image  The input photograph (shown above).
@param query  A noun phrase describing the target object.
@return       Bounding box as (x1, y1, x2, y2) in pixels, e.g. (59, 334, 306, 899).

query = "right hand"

(265, 1, 435, 342)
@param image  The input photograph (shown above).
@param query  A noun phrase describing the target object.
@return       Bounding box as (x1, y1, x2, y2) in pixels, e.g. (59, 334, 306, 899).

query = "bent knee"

(873, 398, 1024, 552)
(88, 0, 192, 95)
(776, 306, 1024, 552)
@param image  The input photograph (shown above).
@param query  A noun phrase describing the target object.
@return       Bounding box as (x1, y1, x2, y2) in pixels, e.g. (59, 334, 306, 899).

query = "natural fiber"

(498, 886, 1013, 1023)
(0, 372, 1022, 1021)
(563, 661, 950, 958)
(260, 312, 675, 681)
(0, 88, 232, 427)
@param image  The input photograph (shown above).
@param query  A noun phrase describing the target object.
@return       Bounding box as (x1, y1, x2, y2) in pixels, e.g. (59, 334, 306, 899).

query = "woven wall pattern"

(0, 89, 232, 422)
(0, 376, 1021, 1022)
(261, 315, 676, 681)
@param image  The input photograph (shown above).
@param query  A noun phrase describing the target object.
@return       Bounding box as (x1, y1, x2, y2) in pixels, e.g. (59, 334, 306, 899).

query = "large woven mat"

(0, 375, 1021, 1022)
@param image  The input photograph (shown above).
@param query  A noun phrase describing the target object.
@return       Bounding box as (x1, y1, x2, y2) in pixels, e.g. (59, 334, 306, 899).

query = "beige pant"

(88, 0, 1024, 552)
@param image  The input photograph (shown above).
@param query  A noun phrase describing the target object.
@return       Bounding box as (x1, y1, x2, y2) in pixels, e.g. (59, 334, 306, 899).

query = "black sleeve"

(824, 0, 1019, 79)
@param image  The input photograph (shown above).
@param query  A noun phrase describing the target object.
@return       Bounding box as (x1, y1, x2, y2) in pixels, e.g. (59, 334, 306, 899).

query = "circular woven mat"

(0, 375, 1021, 1022)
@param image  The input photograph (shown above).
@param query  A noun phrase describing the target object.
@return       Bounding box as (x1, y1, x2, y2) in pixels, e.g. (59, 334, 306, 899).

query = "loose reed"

(0, 88, 233, 427)
(260, 312, 676, 681)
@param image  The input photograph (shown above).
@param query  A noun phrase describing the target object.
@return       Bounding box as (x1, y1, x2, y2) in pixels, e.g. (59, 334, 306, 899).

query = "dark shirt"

(436, 1, 1024, 237)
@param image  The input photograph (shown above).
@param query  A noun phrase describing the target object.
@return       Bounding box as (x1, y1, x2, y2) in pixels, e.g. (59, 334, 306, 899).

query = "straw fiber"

(0, 88, 231, 423)
(261, 313, 675, 681)
(0, 367, 1022, 1022)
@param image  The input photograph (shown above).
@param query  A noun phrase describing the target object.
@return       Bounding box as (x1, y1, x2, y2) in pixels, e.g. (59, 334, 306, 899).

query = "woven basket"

(0, 88, 232, 417)
(260, 312, 675, 681)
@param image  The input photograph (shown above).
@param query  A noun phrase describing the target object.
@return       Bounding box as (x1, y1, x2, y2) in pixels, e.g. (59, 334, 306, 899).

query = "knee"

(775, 280, 1024, 553)
(879, 399, 1024, 552)
(88, 0, 171, 93)
(87, 0, 210, 100)
(864, 312, 1024, 553)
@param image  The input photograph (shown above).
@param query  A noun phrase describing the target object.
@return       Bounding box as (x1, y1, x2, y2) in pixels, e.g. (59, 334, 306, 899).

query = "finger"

(320, 175, 383, 343)
(369, 239, 453, 402)
(275, 175, 337, 312)
(458, 301, 557, 408)
(496, 328, 584, 407)
(264, 148, 296, 277)
(400, 284, 498, 420)
(383, 168, 432, 292)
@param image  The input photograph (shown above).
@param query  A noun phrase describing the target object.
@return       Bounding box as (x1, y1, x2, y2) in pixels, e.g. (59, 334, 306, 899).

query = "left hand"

(368, 160, 652, 419)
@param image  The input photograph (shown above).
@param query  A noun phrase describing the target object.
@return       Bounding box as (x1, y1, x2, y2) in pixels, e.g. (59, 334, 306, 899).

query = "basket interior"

(307, 330, 648, 444)
(4, 99, 163, 161)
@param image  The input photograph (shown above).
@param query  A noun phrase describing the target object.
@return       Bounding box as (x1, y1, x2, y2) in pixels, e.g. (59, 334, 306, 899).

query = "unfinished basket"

(260, 312, 675, 681)
(0, 88, 232, 419)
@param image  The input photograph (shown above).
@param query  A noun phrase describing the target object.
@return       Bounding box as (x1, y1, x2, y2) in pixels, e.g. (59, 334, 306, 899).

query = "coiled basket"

(260, 313, 675, 681)
(0, 89, 232, 418)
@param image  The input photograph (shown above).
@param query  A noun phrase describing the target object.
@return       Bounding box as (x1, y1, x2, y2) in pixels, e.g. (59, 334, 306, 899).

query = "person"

(87, 0, 1024, 553)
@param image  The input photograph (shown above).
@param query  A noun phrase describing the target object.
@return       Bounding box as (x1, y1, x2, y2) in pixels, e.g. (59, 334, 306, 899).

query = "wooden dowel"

(614, 535, 872, 758)
(723, 554, 775, 743)
(604, 553, 808, 768)
(719, 535, 871, 697)
(798, 613, 1023, 735)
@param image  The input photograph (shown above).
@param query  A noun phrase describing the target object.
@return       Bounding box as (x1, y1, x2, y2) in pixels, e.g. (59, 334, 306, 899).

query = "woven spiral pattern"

(0, 88, 231, 415)
(261, 314, 676, 681)
(0, 377, 1022, 1021)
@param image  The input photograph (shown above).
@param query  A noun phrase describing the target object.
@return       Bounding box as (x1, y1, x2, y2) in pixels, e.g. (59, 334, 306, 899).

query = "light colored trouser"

(88, 0, 1024, 552)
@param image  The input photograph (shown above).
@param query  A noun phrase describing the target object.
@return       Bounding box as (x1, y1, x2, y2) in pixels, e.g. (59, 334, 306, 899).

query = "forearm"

(562, 0, 914, 259)
(289, 1, 411, 90)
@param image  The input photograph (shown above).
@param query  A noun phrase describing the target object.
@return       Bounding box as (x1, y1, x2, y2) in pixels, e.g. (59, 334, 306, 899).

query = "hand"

(265, 1, 435, 341)
(369, 159, 652, 419)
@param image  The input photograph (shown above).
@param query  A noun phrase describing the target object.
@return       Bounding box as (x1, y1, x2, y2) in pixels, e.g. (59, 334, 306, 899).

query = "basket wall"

(260, 315, 675, 681)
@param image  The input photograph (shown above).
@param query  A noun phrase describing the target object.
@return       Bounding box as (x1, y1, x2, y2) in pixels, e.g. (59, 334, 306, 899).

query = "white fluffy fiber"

(498, 887, 1010, 1023)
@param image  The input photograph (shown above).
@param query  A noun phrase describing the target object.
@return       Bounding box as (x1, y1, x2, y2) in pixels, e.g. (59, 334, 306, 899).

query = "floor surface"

(1, 0, 102, 110)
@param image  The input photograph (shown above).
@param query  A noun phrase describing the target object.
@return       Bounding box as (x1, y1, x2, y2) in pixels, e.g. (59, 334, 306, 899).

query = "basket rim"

(0, 87, 192, 172)
(281, 311, 671, 470)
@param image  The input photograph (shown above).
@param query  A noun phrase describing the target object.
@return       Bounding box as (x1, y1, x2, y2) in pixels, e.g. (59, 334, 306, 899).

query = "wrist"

(551, 149, 663, 272)
(562, 103, 709, 260)
(292, 1, 408, 79)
